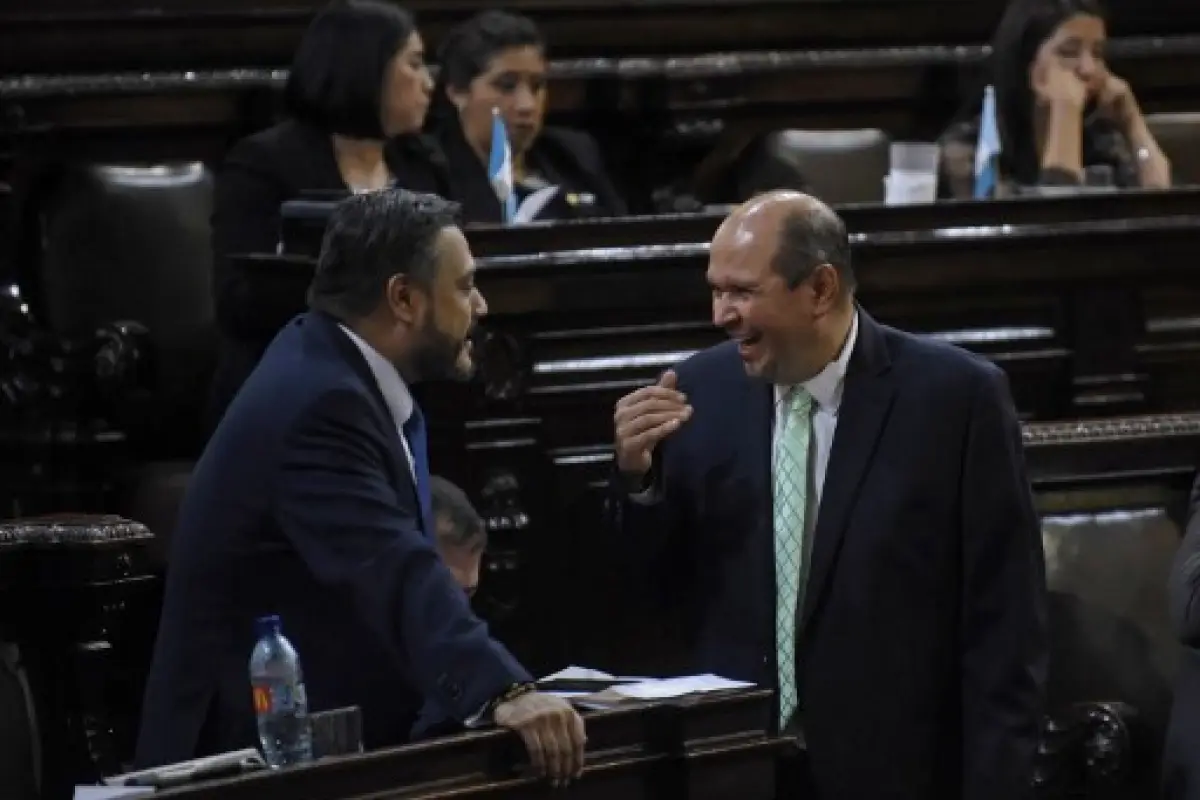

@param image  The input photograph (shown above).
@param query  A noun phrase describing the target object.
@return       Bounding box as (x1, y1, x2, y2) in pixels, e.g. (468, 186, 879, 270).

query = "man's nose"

(712, 296, 736, 329)
(473, 288, 489, 318)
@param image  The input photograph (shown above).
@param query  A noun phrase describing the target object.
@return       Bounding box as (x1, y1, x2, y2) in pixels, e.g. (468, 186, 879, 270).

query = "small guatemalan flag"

(973, 85, 1000, 199)
(488, 108, 517, 224)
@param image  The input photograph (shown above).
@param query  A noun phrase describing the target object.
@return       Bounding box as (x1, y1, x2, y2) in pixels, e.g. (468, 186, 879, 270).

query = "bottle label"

(252, 679, 307, 715)
(253, 685, 271, 715)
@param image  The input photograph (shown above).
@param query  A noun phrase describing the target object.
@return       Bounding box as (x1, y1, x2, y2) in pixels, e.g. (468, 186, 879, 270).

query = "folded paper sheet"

(541, 666, 754, 709)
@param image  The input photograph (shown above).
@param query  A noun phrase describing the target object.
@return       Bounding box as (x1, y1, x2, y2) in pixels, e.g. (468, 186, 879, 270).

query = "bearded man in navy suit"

(612, 191, 1048, 800)
(137, 190, 584, 783)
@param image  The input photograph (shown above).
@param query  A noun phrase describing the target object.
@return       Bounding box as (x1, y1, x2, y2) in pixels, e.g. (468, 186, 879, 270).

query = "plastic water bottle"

(249, 614, 313, 767)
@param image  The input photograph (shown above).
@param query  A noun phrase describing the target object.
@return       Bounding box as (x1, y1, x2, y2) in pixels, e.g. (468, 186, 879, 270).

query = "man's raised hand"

(613, 370, 692, 479)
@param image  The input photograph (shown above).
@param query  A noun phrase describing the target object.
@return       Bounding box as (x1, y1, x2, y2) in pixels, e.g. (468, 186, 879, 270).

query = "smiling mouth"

(736, 332, 763, 349)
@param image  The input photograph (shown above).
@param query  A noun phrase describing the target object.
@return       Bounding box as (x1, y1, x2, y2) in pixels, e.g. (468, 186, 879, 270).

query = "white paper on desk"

(539, 665, 650, 699)
(74, 787, 154, 800)
(542, 665, 622, 682)
(608, 674, 753, 700)
(541, 670, 754, 709)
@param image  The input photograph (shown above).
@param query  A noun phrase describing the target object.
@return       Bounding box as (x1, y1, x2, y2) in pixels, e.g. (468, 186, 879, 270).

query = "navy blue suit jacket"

(135, 311, 528, 768)
(615, 311, 1048, 800)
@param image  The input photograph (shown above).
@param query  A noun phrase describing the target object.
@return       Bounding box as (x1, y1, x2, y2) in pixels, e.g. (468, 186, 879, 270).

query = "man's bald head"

(715, 190, 855, 295)
(708, 190, 856, 385)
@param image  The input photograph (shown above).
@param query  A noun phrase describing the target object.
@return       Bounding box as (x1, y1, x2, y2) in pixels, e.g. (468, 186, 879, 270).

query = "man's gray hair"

(771, 202, 856, 292)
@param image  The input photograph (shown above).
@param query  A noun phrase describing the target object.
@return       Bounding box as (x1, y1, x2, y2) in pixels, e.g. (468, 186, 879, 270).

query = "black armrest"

(1034, 701, 1142, 798)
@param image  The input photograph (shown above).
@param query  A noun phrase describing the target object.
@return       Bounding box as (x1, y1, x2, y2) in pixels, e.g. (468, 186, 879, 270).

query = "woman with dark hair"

(427, 10, 627, 223)
(208, 0, 442, 429)
(940, 0, 1171, 198)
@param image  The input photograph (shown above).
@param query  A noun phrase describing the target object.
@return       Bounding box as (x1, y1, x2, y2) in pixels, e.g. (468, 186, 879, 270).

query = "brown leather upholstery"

(1145, 112, 1200, 187)
(735, 128, 890, 205)
(1041, 504, 1180, 747)
(33, 162, 216, 556)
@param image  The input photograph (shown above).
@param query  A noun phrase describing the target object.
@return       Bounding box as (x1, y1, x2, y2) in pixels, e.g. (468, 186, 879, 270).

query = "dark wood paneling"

(3, 0, 1200, 72)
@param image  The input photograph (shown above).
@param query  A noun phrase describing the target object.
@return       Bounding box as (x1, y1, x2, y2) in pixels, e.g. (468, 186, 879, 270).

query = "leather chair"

(31, 161, 216, 566)
(735, 128, 891, 205)
(1037, 504, 1181, 796)
(1144, 112, 1200, 187)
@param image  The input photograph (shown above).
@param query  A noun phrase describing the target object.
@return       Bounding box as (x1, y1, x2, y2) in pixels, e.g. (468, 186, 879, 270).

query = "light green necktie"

(773, 387, 812, 728)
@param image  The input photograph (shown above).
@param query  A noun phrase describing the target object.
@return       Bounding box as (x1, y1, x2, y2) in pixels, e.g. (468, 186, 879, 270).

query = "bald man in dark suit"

(612, 191, 1048, 800)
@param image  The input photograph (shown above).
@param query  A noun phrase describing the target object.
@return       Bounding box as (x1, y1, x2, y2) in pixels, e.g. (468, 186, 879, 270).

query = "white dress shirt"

(774, 310, 859, 516)
(338, 324, 417, 476)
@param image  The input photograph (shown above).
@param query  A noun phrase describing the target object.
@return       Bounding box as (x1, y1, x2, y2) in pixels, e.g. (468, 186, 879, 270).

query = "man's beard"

(409, 312, 473, 383)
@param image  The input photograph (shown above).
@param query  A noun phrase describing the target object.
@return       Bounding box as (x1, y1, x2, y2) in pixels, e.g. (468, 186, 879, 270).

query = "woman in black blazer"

(208, 0, 443, 430)
(427, 10, 627, 224)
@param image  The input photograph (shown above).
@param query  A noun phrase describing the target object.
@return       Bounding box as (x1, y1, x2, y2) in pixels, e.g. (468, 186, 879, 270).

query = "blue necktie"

(402, 402, 434, 538)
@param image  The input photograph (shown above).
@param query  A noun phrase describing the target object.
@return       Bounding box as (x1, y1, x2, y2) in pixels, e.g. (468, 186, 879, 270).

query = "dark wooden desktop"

(150, 690, 786, 800)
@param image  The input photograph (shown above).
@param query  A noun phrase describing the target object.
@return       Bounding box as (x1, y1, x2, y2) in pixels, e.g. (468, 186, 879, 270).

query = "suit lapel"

(800, 312, 896, 632)
(745, 375, 774, 537)
(735, 370, 778, 622)
(305, 312, 421, 522)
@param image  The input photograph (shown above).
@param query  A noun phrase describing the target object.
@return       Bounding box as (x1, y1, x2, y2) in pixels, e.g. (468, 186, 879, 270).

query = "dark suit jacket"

(614, 311, 1048, 800)
(207, 119, 448, 432)
(1163, 472, 1200, 800)
(135, 311, 529, 768)
(433, 121, 627, 224)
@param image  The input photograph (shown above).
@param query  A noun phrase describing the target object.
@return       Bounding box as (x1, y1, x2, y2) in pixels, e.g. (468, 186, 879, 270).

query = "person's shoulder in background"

(533, 126, 629, 217)
(386, 133, 455, 198)
(222, 119, 339, 190)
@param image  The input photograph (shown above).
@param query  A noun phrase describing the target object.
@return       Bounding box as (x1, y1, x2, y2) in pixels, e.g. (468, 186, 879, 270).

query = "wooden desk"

(4, 37, 1196, 138)
(3, 0, 1198, 72)
(276, 189, 1200, 259)
(151, 690, 786, 800)
(466, 189, 1200, 256)
(0, 515, 161, 798)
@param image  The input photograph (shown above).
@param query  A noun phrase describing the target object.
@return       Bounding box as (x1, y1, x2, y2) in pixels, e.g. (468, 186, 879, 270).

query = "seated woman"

(208, 0, 441, 430)
(940, 0, 1171, 198)
(427, 10, 627, 223)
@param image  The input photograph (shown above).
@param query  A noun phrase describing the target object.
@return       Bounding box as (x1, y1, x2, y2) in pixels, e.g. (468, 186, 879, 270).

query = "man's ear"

(386, 273, 424, 327)
(808, 263, 842, 313)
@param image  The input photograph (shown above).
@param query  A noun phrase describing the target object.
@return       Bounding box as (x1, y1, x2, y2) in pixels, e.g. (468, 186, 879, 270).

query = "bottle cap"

(255, 614, 282, 638)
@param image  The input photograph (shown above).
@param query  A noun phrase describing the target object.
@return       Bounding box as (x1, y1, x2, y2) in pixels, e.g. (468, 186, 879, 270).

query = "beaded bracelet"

(489, 681, 537, 713)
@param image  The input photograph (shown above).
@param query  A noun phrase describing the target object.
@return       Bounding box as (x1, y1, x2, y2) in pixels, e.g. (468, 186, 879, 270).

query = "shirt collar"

(776, 310, 859, 413)
(338, 323, 414, 429)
